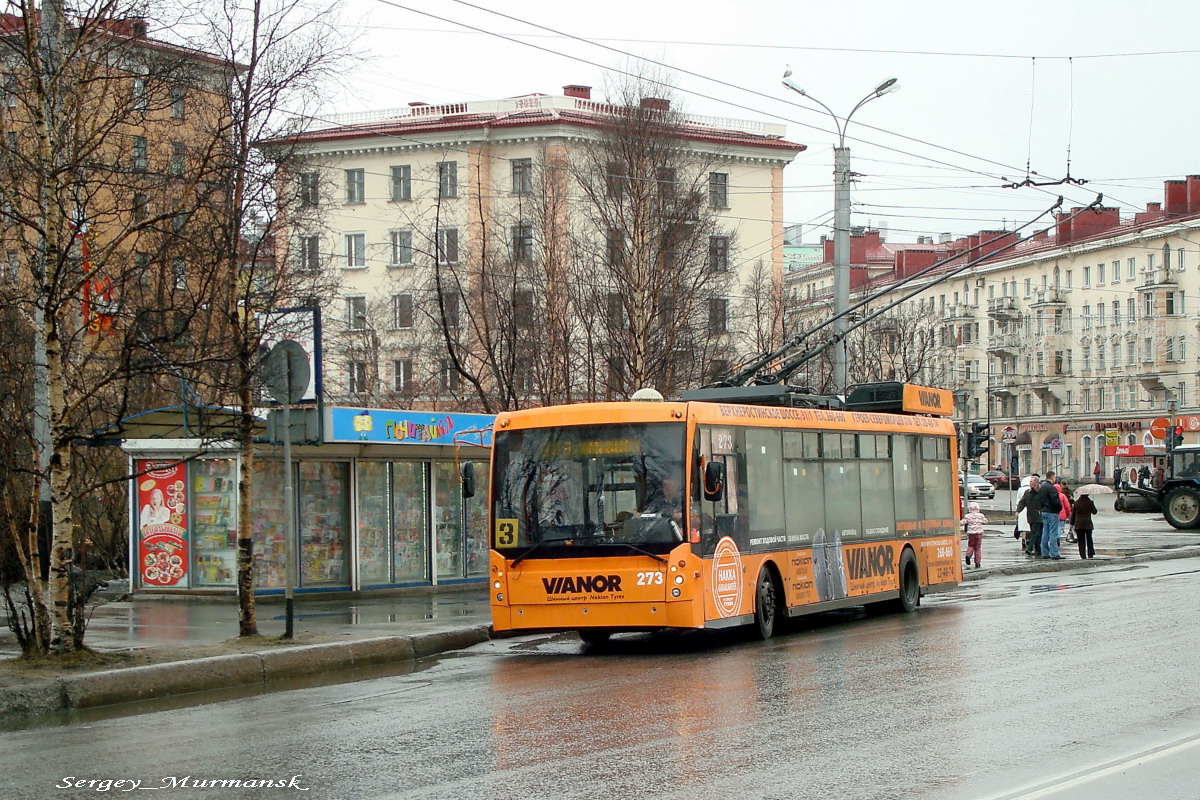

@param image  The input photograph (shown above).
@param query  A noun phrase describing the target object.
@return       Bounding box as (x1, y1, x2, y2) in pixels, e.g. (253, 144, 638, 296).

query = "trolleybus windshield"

(492, 422, 686, 555)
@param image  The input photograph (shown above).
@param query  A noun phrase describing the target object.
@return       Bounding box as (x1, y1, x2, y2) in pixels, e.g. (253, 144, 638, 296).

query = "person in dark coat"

(1113, 466, 1122, 487)
(1070, 493, 1098, 559)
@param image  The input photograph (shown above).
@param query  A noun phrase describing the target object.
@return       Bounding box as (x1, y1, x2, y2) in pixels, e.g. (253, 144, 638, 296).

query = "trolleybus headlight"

(493, 580, 502, 589)
(496, 593, 504, 602)
(671, 588, 681, 598)
(674, 575, 684, 585)
(670, 565, 678, 572)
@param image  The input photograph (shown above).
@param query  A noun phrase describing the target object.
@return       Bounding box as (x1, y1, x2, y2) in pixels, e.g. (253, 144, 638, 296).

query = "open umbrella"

(1073, 483, 1114, 495)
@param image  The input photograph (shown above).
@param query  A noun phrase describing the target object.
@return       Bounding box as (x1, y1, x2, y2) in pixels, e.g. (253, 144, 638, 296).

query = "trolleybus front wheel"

(752, 565, 782, 640)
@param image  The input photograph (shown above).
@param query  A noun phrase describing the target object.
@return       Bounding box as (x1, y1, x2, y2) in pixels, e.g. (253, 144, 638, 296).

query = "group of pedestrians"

(1013, 471, 1099, 560)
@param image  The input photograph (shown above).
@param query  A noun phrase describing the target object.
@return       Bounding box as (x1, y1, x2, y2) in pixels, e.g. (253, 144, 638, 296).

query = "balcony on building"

(944, 302, 978, 322)
(1029, 374, 1068, 403)
(1136, 371, 1166, 392)
(987, 296, 1019, 319)
(1029, 287, 1068, 308)
(1140, 267, 1177, 289)
(986, 331, 1021, 357)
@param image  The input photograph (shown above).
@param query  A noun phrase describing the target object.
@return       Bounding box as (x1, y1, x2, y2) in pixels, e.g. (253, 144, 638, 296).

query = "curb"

(0, 625, 491, 721)
(963, 545, 1200, 580)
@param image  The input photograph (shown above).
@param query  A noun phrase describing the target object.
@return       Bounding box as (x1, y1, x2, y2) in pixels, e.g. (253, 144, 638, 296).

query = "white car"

(961, 473, 996, 499)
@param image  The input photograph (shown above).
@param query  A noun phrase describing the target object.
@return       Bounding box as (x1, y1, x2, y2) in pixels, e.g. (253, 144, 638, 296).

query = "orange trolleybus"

(486, 382, 962, 643)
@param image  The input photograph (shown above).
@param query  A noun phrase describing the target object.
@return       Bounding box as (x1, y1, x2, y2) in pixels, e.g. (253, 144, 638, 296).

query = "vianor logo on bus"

(542, 575, 623, 594)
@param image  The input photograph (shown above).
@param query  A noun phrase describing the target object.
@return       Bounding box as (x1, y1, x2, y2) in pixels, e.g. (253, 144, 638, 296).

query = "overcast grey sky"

(331, 0, 1200, 243)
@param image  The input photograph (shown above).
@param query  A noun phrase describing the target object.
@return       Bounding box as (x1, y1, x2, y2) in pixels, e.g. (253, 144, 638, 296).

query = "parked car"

(982, 469, 1017, 489)
(960, 473, 996, 499)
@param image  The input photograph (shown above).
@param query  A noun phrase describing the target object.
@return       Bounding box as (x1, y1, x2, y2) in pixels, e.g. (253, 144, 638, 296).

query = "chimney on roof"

(408, 101, 428, 107)
(939, 232, 952, 244)
(1165, 179, 1187, 214)
(1187, 175, 1200, 214)
(640, 97, 670, 111)
(563, 85, 591, 100)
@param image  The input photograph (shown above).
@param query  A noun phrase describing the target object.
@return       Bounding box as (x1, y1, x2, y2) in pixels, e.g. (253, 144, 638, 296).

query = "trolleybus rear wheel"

(892, 549, 920, 613)
(1163, 486, 1200, 529)
(753, 565, 781, 640)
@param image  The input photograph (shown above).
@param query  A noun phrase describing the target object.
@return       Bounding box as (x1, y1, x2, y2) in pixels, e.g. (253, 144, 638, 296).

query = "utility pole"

(781, 71, 899, 393)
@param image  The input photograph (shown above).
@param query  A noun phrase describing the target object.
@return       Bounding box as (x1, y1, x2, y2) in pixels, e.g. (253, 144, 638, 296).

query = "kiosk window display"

(250, 459, 288, 589)
(357, 461, 391, 585)
(297, 461, 350, 586)
(191, 459, 238, 587)
(391, 462, 428, 582)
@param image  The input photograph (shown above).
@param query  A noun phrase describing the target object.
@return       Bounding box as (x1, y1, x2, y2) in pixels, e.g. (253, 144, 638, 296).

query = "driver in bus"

(641, 477, 683, 522)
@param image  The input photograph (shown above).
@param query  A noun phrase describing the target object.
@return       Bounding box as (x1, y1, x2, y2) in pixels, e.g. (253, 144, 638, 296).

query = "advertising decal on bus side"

(711, 537, 744, 617)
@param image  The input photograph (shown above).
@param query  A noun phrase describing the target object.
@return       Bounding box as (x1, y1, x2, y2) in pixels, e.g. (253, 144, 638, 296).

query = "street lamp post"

(781, 71, 899, 393)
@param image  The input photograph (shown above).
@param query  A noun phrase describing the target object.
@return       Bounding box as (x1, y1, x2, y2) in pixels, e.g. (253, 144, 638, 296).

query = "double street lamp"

(781, 70, 899, 393)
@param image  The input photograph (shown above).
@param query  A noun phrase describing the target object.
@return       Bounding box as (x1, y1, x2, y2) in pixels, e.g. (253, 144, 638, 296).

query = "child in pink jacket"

(961, 501, 988, 569)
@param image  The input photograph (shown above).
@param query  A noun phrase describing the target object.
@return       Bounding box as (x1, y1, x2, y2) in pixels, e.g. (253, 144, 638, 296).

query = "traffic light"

(966, 422, 990, 459)
(1169, 425, 1185, 450)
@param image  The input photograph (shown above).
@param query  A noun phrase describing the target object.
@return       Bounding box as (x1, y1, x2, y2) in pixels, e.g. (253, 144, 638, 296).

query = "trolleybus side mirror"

(703, 462, 725, 501)
(461, 461, 476, 499)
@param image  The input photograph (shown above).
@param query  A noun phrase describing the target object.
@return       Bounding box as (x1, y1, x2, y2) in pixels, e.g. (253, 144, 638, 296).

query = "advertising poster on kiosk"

(136, 460, 189, 587)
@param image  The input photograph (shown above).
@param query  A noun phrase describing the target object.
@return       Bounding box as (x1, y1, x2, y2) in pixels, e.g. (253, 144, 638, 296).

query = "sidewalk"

(3, 499, 1199, 722)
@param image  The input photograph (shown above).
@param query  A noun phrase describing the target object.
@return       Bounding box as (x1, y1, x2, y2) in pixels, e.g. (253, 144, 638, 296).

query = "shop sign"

(1091, 420, 1144, 432)
(1105, 429, 1119, 446)
(136, 460, 189, 587)
(327, 408, 495, 446)
(1103, 445, 1145, 457)
(1020, 424, 1048, 432)
(1001, 426, 1017, 444)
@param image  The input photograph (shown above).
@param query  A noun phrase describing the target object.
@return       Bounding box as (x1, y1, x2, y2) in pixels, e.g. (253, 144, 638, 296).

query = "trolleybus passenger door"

(698, 426, 740, 556)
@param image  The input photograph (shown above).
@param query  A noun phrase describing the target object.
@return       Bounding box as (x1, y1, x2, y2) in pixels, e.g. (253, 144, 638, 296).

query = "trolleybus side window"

(822, 432, 863, 543)
(892, 434, 923, 527)
(861, 434, 896, 539)
(745, 428, 785, 550)
(782, 430, 823, 547)
(921, 435, 955, 522)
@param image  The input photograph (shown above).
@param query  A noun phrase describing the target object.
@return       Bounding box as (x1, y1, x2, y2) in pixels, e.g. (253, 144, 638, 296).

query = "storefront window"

(392, 461, 428, 581)
(191, 459, 238, 587)
(434, 461, 463, 580)
(465, 460, 490, 578)
(298, 462, 350, 586)
(357, 461, 391, 585)
(250, 459, 287, 589)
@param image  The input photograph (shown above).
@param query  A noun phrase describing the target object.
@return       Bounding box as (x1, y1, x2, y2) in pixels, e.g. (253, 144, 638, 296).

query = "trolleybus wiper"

(511, 534, 603, 567)
(587, 541, 668, 563)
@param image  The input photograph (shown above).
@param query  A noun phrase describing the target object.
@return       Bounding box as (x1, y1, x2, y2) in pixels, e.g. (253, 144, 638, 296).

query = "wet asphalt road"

(3, 560, 1200, 800)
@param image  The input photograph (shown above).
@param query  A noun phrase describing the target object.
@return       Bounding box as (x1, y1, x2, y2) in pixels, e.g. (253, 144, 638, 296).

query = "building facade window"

(344, 233, 366, 268)
(606, 230, 625, 266)
(132, 136, 148, 171)
(393, 358, 412, 392)
(437, 228, 459, 264)
(439, 359, 461, 391)
(348, 361, 368, 394)
(1127, 257, 1136, 280)
(708, 172, 729, 208)
(605, 161, 627, 198)
(390, 165, 411, 201)
(300, 172, 319, 207)
(392, 293, 413, 329)
(511, 158, 533, 195)
(708, 297, 728, 334)
(708, 235, 730, 272)
(511, 224, 534, 263)
(437, 161, 458, 198)
(171, 86, 185, 119)
(440, 291, 460, 328)
(298, 235, 321, 271)
(389, 229, 413, 266)
(345, 295, 367, 330)
(169, 142, 185, 175)
(1083, 266, 1091, 287)
(132, 77, 147, 112)
(172, 257, 187, 290)
(345, 168, 365, 204)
